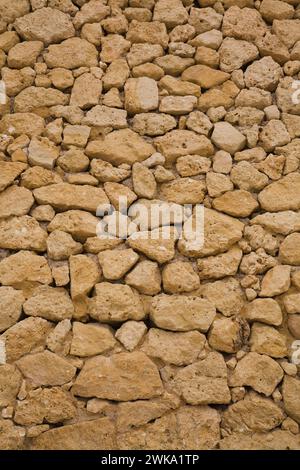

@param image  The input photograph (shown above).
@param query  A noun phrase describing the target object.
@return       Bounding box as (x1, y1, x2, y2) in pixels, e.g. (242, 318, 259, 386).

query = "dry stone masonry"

(0, 0, 300, 451)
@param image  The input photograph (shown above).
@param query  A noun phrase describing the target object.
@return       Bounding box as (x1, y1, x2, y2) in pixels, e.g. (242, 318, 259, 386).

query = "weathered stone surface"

(44, 37, 97, 69)
(201, 277, 245, 316)
(229, 352, 284, 396)
(249, 323, 287, 358)
(0, 185, 34, 218)
(178, 208, 244, 258)
(86, 129, 155, 166)
(16, 350, 76, 386)
(2, 317, 52, 363)
(98, 249, 139, 281)
(0, 287, 24, 333)
(208, 317, 249, 353)
(198, 246, 242, 280)
(212, 122, 246, 154)
(242, 298, 283, 326)
(15, 86, 68, 113)
(70, 322, 116, 357)
(88, 282, 145, 323)
(222, 391, 284, 433)
(0, 216, 47, 252)
(280, 233, 300, 265)
(125, 260, 161, 295)
(259, 173, 300, 212)
(0, 113, 45, 137)
(0, 364, 22, 406)
(171, 352, 231, 405)
(141, 328, 206, 366)
(14, 7, 74, 45)
(23, 286, 74, 322)
(0, 250, 51, 288)
(72, 352, 163, 401)
(48, 210, 99, 241)
(150, 294, 216, 332)
(260, 265, 291, 297)
(282, 376, 300, 424)
(33, 183, 109, 214)
(31, 418, 115, 450)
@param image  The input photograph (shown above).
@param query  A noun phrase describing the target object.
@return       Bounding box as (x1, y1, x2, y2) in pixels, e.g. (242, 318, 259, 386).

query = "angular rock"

(229, 352, 284, 396)
(72, 351, 163, 401)
(125, 77, 158, 114)
(150, 294, 216, 332)
(0, 216, 47, 252)
(14, 7, 75, 45)
(282, 376, 300, 424)
(23, 286, 74, 322)
(44, 37, 98, 69)
(258, 173, 300, 212)
(0, 364, 22, 406)
(98, 248, 139, 280)
(16, 350, 76, 386)
(0, 286, 24, 333)
(242, 298, 283, 326)
(70, 322, 116, 357)
(86, 129, 155, 166)
(211, 122, 246, 154)
(260, 265, 291, 297)
(33, 183, 109, 214)
(88, 282, 145, 323)
(201, 277, 245, 316)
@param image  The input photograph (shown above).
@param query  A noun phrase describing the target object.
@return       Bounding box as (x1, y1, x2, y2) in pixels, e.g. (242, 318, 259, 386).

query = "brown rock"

(16, 350, 76, 386)
(208, 317, 249, 354)
(171, 352, 231, 405)
(0, 216, 47, 252)
(282, 376, 300, 424)
(260, 265, 291, 297)
(86, 129, 155, 166)
(141, 328, 206, 366)
(44, 37, 98, 69)
(88, 282, 145, 322)
(0, 286, 24, 333)
(0, 364, 22, 406)
(242, 298, 283, 326)
(23, 286, 74, 322)
(201, 277, 245, 317)
(162, 260, 200, 293)
(70, 322, 116, 357)
(125, 260, 161, 295)
(250, 323, 287, 358)
(150, 294, 216, 332)
(229, 352, 284, 396)
(98, 248, 139, 280)
(33, 183, 109, 214)
(182, 64, 229, 88)
(72, 351, 163, 401)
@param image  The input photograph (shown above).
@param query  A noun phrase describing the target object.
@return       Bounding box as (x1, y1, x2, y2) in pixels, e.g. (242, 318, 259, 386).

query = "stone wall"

(0, 0, 300, 450)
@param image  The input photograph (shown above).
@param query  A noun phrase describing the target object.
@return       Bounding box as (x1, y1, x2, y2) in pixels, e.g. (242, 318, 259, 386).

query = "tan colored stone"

(259, 173, 300, 211)
(100, 34, 131, 63)
(48, 210, 99, 241)
(201, 277, 245, 317)
(23, 285, 74, 321)
(159, 96, 197, 115)
(115, 321, 147, 351)
(72, 351, 163, 401)
(21, 166, 62, 189)
(0, 185, 33, 218)
(229, 352, 284, 396)
(162, 260, 200, 293)
(222, 6, 267, 41)
(279, 233, 300, 265)
(14, 387, 76, 426)
(14, 7, 75, 45)
(0, 113, 45, 137)
(182, 64, 229, 88)
(28, 136, 59, 169)
(249, 323, 287, 358)
(0, 162, 26, 192)
(176, 155, 211, 177)
(3, 317, 52, 362)
(31, 417, 115, 450)
(70, 73, 102, 109)
(211, 122, 246, 154)
(220, 429, 300, 450)
(132, 113, 176, 136)
(70, 322, 116, 357)
(69, 254, 100, 300)
(197, 246, 242, 280)
(222, 391, 284, 433)
(219, 37, 258, 73)
(260, 265, 291, 297)
(283, 292, 300, 314)
(178, 208, 244, 258)
(242, 298, 283, 326)
(282, 376, 300, 424)
(0, 364, 22, 406)
(127, 227, 177, 264)
(132, 163, 157, 199)
(272, 19, 300, 49)
(98, 248, 138, 281)
(44, 37, 98, 69)
(259, 120, 290, 152)
(127, 20, 169, 48)
(125, 260, 161, 295)
(231, 161, 268, 191)
(14, 86, 68, 113)
(125, 77, 158, 114)
(150, 294, 216, 332)
(142, 328, 205, 366)
(171, 352, 230, 405)
(16, 350, 76, 386)
(73, 0, 109, 29)
(153, 0, 188, 28)
(209, 317, 249, 354)
(83, 105, 127, 129)
(90, 159, 130, 183)
(33, 183, 109, 214)
(155, 130, 214, 166)
(188, 6, 222, 34)
(213, 190, 259, 217)
(0, 287, 24, 333)
(86, 129, 155, 166)
(0, 216, 47, 252)
(244, 57, 282, 91)
(88, 282, 145, 323)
